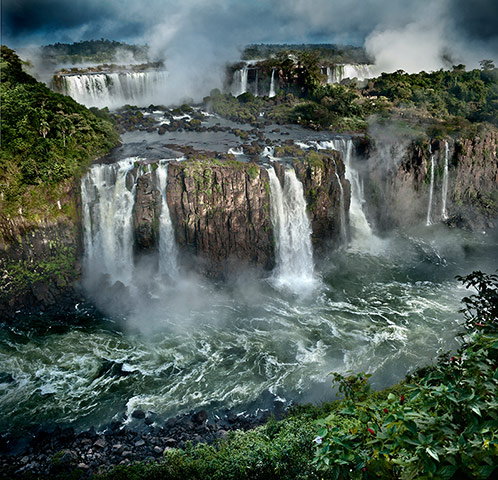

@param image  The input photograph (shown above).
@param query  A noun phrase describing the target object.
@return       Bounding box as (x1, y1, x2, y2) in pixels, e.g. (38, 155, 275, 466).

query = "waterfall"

(333, 160, 347, 244)
(441, 141, 449, 220)
(81, 158, 139, 285)
(56, 70, 168, 109)
(318, 139, 374, 247)
(268, 167, 314, 290)
(155, 163, 179, 277)
(426, 148, 435, 226)
(326, 64, 373, 84)
(254, 69, 259, 96)
(326, 67, 333, 84)
(269, 69, 276, 98)
(240, 66, 248, 95)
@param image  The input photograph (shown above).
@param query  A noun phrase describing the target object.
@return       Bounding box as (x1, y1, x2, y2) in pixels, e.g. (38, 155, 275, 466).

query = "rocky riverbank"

(0, 401, 286, 478)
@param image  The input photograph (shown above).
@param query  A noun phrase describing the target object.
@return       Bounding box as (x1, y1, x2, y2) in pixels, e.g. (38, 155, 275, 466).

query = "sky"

(2, 0, 497, 103)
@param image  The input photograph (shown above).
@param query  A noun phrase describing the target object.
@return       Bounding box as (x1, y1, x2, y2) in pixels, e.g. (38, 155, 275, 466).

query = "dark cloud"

(452, 0, 498, 43)
(2, 0, 497, 49)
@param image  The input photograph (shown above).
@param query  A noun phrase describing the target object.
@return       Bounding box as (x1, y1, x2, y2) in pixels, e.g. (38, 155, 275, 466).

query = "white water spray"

(325, 64, 374, 84)
(81, 158, 139, 285)
(268, 167, 314, 290)
(318, 139, 375, 249)
(156, 163, 179, 277)
(426, 148, 435, 226)
(332, 159, 347, 244)
(441, 142, 449, 220)
(56, 71, 168, 109)
(269, 69, 276, 98)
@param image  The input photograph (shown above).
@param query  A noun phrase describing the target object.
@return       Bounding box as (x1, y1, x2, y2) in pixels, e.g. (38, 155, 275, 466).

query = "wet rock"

(133, 173, 161, 251)
(131, 409, 146, 419)
(93, 438, 106, 449)
(191, 410, 208, 425)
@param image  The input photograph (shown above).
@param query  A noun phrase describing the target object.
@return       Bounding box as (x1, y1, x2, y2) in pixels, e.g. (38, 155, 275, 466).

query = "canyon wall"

(364, 125, 498, 232)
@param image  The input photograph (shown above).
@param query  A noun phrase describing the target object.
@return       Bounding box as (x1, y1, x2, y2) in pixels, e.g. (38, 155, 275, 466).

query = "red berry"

(367, 428, 375, 435)
(383, 408, 388, 414)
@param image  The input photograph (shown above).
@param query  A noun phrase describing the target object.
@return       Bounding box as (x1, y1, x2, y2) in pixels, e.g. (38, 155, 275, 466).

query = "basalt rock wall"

(364, 125, 498, 231)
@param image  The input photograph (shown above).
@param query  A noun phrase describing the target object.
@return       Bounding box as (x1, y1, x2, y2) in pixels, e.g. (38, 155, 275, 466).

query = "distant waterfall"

(55, 70, 168, 109)
(81, 158, 139, 285)
(333, 159, 347, 244)
(426, 149, 435, 226)
(155, 163, 178, 277)
(325, 64, 373, 84)
(269, 69, 276, 98)
(254, 70, 259, 97)
(441, 142, 449, 220)
(268, 167, 314, 290)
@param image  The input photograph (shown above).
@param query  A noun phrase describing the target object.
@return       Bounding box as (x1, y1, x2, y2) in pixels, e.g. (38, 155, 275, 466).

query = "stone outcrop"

(166, 159, 274, 278)
(293, 150, 350, 249)
(132, 173, 161, 251)
(0, 217, 81, 320)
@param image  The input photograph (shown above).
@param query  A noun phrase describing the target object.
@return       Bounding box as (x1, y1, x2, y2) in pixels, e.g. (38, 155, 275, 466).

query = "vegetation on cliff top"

(208, 53, 498, 136)
(0, 46, 119, 224)
(41, 39, 149, 65)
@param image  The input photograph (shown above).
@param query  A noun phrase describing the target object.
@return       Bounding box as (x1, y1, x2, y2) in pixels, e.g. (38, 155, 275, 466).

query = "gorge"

(1, 41, 497, 477)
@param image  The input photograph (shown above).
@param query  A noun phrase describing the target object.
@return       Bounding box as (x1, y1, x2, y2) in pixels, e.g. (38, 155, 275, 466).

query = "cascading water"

(155, 163, 179, 278)
(267, 167, 314, 290)
(269, 69, 276, 98)
(81, 158, 180, 285)
(81, 158, 139, 286)
(441, 142, 449, 220)
(426, 147, 435, 226)
(325, 64, 373, 84)
(240, 67, 249, 95)
(332, 159, 348, 244)
(319, 139, 376, 249)
(56, 70, 168, 109)
(254, 70, 259, 97)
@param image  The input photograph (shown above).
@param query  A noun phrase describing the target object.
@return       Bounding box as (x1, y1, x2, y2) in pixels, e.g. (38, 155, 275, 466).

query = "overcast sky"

(3, 0, 497, 103)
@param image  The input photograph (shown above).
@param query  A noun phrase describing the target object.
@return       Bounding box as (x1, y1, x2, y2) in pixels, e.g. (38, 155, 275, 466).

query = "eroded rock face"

(293, 151, 351, 250)
(132, 173, 161, 251)
(364, 126, 498, 231)
(167, 160, 275, 278)
(0, 218, 81, 319)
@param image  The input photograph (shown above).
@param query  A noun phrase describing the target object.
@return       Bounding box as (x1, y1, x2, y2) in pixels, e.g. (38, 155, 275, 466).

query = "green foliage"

(41, 39, 149, 65)
(368, 66, 498, 127)
(99, 416, 321, 480)
(1, 244, 76, 303)
(0, 46, 119, 220)
(314, 270, 498, 479)
(241, 44, 372, 64)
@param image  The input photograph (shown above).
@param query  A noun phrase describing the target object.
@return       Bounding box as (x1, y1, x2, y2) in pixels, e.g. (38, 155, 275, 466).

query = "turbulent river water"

(1, 115, 497, 439)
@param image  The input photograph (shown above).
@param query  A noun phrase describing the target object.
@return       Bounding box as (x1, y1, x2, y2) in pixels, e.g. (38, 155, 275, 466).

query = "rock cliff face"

(0, 212, 81, 319)
(293, 151, 351, 249)
(166, 160, 274, 278)
(1, 153, 349, 314)
(364, 125, 498, 231)
(132, 173, 161, 251)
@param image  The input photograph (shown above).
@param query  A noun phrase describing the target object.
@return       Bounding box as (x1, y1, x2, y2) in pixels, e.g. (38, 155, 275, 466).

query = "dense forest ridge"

(40, 39, 150, 65)
(241, 43, 372, 64)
